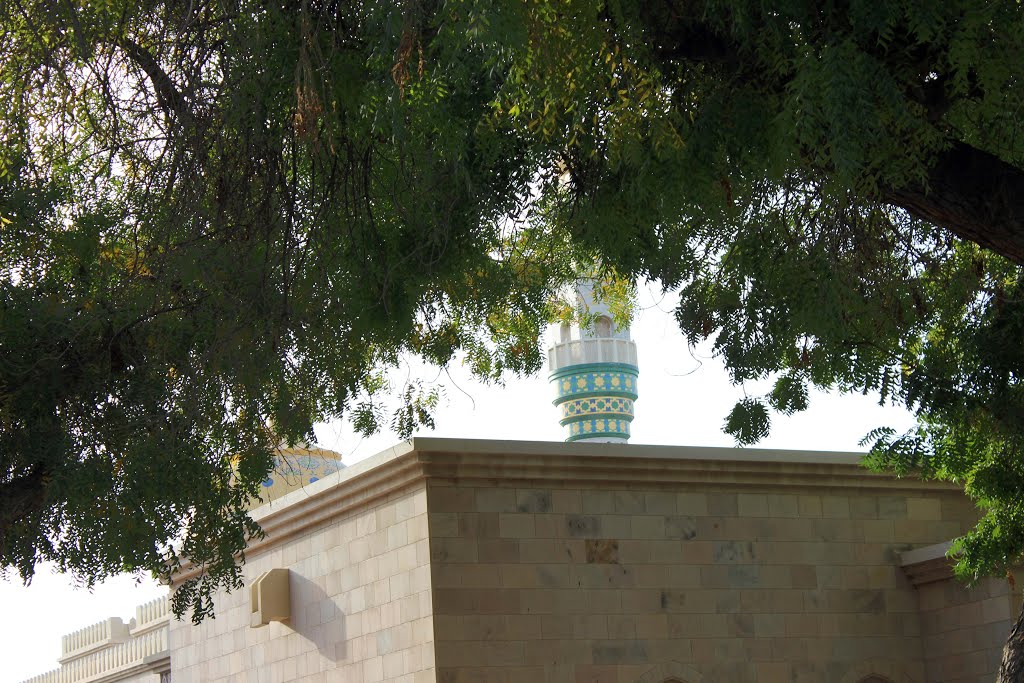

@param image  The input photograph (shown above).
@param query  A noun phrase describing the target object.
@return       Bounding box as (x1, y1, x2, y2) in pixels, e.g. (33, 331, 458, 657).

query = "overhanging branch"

(884, 142, 1024, 265)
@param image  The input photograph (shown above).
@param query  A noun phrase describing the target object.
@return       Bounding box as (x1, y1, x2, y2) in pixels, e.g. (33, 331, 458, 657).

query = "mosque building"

(19, 284, 1016, 683)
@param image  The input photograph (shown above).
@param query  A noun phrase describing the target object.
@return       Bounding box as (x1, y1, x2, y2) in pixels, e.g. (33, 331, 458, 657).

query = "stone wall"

(422, 442, 983, 683)
(917, 575, 1013, 682)
(169, 448, 435, 683)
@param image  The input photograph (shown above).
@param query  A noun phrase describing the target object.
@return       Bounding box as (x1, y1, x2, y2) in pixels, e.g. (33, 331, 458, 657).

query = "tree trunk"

(999, 599, 1024, 682)
(884, 142, 1024, 266)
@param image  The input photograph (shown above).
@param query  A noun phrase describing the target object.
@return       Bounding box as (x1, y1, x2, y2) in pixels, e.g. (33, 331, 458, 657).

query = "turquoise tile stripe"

(559, 396, 635, 426)
(552, 369, 639, 405)
(565, 418, 632, 441)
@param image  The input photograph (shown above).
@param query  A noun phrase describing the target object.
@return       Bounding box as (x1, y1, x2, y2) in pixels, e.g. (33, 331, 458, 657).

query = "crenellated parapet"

(23, 596, 170, 683)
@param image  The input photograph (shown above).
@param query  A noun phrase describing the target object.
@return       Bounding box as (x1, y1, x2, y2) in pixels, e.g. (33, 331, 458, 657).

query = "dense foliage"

(3, 0, 1024, 627)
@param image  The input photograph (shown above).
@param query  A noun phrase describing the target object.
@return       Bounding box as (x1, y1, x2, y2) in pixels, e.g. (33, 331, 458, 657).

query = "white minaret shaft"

(548, 281, 639, 443)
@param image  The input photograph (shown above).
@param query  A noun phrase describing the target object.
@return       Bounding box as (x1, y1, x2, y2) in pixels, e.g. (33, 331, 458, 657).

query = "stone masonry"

(21, 438, 1017, 683)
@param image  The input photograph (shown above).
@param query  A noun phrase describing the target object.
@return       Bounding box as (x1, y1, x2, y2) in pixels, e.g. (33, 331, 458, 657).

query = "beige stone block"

(613, 490, 646, 513)
(708, 492, 738, 516)
(407, 513, 429, 542)
(350, 537, 371, 564)
(785, 614, 820, 637)
(644, 491, 677, 514)
(795, 495, 821, 517)
(514, 489, 553, 513)
(813, 518, 861, 542)
(431, 537, 478, 564)
(768, 494, 799, 518)
(540, 614, 574, 639)
(399, 492, 422, 521)
(982, 595, 1012, 623)
(478, 588, 523, 614)
(376, 504, 397, 529)
(591, 639, 649, 664)
(663, 564, 702, 588)
(475, 487, 518, 513)
(885, 588, 918, 614)
(849, 496, 879, 519)
(431, 563, 463, 588)
(503, 564, 565, 589)
(438, 640, 526, 667)
(582, 490, 616, 513)
(499, 513, 536, 538)
(377, 550, 399, 579)
(506, 666, 546, 683)
(607, 615, 636, 639)
(771, 517, 816, 540)
(565, 514, 601, 538)
(357, 512, 379, 537)
(790, 564, 818, 589)
(524, 638, 592, 665)
(597, 514, 632, 539)
(551, 489, 582, 513)
(753, 613, 786, 637)
(635, 613, 669, 638)
(368, 529, 389, 557)
(738, 493, 769, 517)
(907, 497, 943, 521)
(842, 566, 870, 589)
(479, 538, 521, 563)
(503, 614, 544, 643)
(533, 514, 559, 539)
(415, 538, 431, 566)
(430, 486, 476, 512)
(941, 496, 980, 524)
(893, 518, 962, 543)
(647, 540, 687, 564)
(665, 515, 700, 540)
(518, 539, 563, 563)
(432, 587, 478, 615)
(574, 664, 618, 683)
(821, 496, 851, 519)
(362, 655, 384, 683)
(691, 637, 745, 661)
(866, 564, 899, 589)
(757, 662, 793, 683)
(630, 515, 665, 539)
(740, 589, 807, 613)
(455, 510, 498, 539)
(398, 543, 420, 574)
(862, 519, 895, 543)
(412, 615, 434, 644)
(387, 522, 409, 551)
(678, 492, 709, 516)
(875, 495, 908, 519)
(524, 589, 589, 614)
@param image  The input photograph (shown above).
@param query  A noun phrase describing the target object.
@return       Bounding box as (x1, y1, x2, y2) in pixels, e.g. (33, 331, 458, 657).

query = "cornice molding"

(170, 439, 962, 585)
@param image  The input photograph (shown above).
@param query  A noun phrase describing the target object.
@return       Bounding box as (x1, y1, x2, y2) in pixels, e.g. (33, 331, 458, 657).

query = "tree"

(2, 0, 1024, 666)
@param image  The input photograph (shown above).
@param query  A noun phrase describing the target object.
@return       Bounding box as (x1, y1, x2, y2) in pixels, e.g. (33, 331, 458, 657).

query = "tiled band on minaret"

(548, 281, 639, 443)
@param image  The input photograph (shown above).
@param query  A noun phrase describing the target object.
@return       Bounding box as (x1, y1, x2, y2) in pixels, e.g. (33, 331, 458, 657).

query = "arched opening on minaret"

(594, 315, 613, 338)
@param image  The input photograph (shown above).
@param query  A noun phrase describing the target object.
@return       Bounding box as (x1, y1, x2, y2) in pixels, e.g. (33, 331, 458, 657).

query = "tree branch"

(884, 142, 1024, 265)
(115, 37, 196, 127)
(0, 463, 50, 554)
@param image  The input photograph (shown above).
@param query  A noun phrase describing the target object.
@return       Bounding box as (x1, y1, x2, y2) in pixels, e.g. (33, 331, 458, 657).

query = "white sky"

(0, 282, 917, 682)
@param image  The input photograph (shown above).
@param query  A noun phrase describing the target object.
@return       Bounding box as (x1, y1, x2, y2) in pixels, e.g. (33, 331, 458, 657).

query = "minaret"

(548, 281, 639, 443)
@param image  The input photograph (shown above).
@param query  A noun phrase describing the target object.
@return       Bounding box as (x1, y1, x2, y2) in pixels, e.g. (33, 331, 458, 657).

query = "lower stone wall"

(427, 476, 978, 683)
(918, 575, 1014, 683)
(169, 483, 435, 683)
